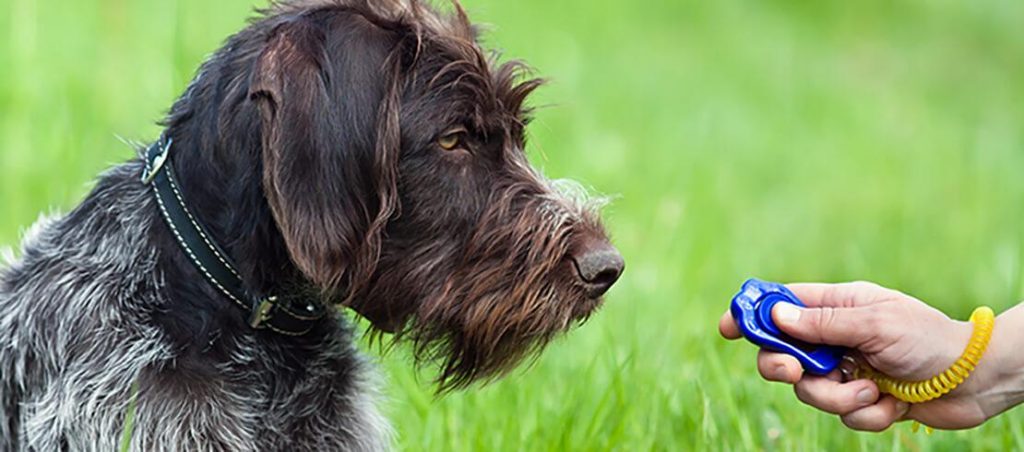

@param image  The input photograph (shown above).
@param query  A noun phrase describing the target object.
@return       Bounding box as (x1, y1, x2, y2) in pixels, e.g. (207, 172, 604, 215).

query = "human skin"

(719, 281, 1024, 431)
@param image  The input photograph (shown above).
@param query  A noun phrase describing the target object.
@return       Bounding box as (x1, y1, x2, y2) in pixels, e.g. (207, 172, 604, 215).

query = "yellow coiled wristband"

(852, 306, 995, 432)
(853, 306, 994, 403)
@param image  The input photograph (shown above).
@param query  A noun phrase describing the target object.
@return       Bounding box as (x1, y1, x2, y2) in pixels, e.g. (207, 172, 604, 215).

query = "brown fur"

(246, 0, 620, 390)
(1, 1, 624, 449)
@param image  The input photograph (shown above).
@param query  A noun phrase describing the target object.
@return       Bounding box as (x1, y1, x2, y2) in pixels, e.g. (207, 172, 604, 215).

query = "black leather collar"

(142, 138, 327, 336)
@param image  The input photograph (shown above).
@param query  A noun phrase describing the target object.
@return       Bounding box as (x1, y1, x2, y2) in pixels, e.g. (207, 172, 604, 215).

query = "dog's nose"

(571, 240, 624, 298)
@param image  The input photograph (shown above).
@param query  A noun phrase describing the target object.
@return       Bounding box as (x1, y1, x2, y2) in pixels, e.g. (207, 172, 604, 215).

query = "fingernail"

(774, 303, 801, 326)
(856, 388, 875, 404)
(774, 365, 789, 381)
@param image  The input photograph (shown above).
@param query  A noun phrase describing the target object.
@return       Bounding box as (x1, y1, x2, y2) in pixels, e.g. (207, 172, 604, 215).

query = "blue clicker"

(730, 278, 846, 375)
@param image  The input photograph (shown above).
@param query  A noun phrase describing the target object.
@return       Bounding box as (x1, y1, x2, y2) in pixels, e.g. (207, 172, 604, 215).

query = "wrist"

(972, 304, 1024, 420)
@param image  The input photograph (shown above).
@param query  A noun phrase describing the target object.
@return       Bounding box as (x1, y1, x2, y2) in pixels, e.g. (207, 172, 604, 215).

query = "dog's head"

(238, 0, 623, 389)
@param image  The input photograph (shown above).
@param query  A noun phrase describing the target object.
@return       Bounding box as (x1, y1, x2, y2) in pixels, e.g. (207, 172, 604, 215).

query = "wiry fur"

(0, 164, 389, 451)
(0, 0, 620, 449)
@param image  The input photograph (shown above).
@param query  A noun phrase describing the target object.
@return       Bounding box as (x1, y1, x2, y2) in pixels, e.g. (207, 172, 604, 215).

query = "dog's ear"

(249, 15, 401, 293)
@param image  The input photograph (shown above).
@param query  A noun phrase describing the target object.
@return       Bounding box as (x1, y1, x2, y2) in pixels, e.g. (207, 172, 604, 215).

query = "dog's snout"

(571, 240, 624, 298)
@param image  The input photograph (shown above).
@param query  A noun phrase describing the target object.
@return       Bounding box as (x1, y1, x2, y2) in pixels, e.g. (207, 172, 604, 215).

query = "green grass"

(3, 0, 1024, 449)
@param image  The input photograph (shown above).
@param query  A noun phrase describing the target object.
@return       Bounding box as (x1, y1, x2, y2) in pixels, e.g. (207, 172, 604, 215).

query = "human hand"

(719, 281, 1024, 431)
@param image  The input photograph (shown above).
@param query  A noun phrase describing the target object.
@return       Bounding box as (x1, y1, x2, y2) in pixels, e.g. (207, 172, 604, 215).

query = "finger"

(785, 282, 890, 308)
(718, 310, 741, 339)
(756, 350, 802, 383)
(793, 374, 879, 415)
(840, 396, 910, 432)
(771, 302, 878, 347)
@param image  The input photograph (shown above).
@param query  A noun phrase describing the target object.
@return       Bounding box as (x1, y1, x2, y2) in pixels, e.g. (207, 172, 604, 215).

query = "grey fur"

(0, 162, 391, 451)
(0, 1, 624, 449)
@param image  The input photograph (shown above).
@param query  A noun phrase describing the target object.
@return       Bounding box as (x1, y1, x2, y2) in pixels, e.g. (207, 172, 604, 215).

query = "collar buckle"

(249, 296, 278, 329)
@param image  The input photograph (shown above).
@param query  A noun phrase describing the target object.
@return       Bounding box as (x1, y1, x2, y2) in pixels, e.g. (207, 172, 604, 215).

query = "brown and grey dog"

(0, 0, 623, 450)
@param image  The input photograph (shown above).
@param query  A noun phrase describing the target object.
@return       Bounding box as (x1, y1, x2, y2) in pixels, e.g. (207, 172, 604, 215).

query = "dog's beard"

(362, 178, 608, 391)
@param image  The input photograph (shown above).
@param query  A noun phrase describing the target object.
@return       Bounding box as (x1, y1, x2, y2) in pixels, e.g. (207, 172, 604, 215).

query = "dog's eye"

(438, 134, 460, 150)
(437, 128, 467, 151)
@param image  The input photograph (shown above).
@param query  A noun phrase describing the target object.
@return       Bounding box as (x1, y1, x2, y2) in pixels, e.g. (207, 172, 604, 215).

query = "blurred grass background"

(3, 0, 1024, 449)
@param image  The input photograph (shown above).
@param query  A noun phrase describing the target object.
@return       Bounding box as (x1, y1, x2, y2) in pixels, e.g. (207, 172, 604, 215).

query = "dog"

(0, 0, 624, 450)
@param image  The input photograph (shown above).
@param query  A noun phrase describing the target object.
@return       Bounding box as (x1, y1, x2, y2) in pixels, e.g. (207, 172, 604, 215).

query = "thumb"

(772, 302, 877, 347)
